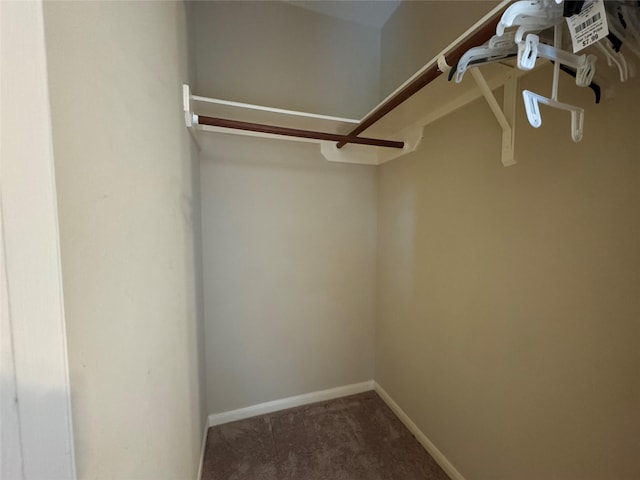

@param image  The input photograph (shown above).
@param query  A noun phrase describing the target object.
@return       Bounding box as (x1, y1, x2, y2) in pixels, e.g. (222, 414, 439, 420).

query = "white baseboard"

(374, 382, 466, 480)
(196, 419, 209, 480)
(208, 380, 374, 427)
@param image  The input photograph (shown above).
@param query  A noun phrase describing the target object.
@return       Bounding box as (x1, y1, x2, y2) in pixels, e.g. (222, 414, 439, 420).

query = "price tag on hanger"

(566, 0, 609, 53)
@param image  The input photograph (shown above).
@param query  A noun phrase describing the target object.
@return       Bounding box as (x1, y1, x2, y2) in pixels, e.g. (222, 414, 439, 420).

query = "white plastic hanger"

(489, 31, 518, 49)
(497, 0, 564, 36)
(515, 22, 550, 43)
(517, 33, 597, 87)
(523, 91, 584, 141)
(522, 23, 585, 142)
(454, 42, 518, 83)
(594, 38, 628, 82)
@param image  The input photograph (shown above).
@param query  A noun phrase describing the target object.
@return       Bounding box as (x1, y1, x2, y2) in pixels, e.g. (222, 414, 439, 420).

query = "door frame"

(1, 1, 76, 478)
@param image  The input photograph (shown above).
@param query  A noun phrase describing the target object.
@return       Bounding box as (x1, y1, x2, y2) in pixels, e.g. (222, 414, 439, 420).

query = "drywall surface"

(200, 134, 377, 414)
(43, 2, 206, 478)
(189, 0, 380, 119)
(380, 1, 498, 100)
(376, 66, 640, 479)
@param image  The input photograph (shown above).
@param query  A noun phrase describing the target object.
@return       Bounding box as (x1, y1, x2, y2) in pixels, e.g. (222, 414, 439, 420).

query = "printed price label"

(566, 0, 609, 53)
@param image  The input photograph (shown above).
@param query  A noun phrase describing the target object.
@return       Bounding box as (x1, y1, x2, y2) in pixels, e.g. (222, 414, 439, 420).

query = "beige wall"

(200, 134, 377, 414)
(376, 66, 640, 479)
(43, 2, 206, 478)
(192, 1, 380, 415)
(380, 1, 498, 100)
(189, 1, 380, 119)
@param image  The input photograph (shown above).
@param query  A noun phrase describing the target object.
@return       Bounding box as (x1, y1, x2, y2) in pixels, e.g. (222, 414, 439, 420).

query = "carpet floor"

(201, 390, 450, 480)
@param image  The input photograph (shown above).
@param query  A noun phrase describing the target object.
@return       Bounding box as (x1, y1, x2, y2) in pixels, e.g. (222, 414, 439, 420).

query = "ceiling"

(286, 0, 402, 29)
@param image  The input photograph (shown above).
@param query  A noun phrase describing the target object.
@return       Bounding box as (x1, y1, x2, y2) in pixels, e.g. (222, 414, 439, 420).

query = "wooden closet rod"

(197, 116, 405, 149)
(336, 10, 504, 149)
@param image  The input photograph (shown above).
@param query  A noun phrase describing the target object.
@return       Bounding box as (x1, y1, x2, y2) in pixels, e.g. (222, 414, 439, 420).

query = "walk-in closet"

(3, 1, 639, 479)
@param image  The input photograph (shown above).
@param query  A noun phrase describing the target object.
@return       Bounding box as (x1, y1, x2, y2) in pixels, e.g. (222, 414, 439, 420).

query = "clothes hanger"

(522, 23, 585, 142)
(523, 91, 584, 141)
(451, 42, 518, 83)
(594, 38, 629, 82)
(515, 22, 552, 43)
(497, 0, 564, 37)
(489, 31, 519, 48)
(451, 53, 601, 104)
(606, 32, 623, 53)
(517, 33, 597, 87)
(453, 30, 551, 83)
(558, 64, 601, 103)
(563, 0, 585, 18)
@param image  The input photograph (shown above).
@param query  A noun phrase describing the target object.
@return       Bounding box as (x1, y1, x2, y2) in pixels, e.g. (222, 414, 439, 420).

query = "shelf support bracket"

(470, 68, 517, 167)
(183, 84, 201, 150)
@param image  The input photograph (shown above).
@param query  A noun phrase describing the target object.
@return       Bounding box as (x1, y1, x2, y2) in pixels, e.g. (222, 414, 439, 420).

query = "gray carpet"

(201, 390, 450, 480)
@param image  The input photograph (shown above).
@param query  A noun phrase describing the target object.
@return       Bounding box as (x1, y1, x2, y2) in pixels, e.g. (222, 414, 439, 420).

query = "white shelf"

(191, 95, 359, 135)
(363, 62, 532, 165)
(184, 0, 523, 166)
(184, 85, 395, 165)
(185, 65, 516, 165)
(361, 63, 515, 139)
